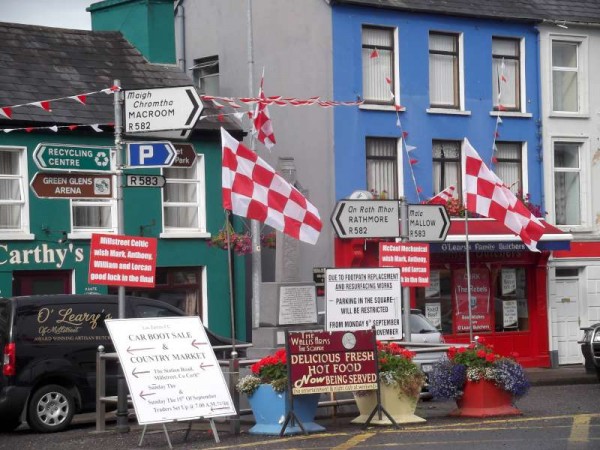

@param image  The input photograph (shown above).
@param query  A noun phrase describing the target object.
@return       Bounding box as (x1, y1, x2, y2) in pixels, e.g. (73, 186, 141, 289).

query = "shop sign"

(287, 329, 377, 395)
(0, 242, 85, 269)
(325, 267, 402, 340)
(88, 233, 157, 288)
(452, 268, 492, 333)
(378, 242, 430, 287)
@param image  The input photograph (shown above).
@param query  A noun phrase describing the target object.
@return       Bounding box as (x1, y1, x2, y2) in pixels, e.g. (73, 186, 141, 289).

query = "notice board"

(106, 316, 236, 425)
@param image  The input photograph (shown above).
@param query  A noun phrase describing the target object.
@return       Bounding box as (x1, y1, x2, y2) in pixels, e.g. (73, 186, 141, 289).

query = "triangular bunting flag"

(0, 107, 12, 119)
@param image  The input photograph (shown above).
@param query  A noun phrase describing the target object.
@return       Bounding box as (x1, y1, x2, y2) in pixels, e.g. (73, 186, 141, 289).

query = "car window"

(410, 313, 438, 333)
(133, 304, 183, 318)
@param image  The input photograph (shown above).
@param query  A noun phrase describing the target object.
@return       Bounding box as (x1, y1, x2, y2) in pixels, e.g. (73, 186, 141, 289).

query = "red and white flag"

(252, 72, 276, 149)
(464, 139, 545, 251)
(221, 128, 321, 244)
(427, 185, 456, 205)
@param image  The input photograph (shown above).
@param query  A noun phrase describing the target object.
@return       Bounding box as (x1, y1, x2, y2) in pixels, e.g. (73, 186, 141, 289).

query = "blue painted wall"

(332, 6, 542, 205)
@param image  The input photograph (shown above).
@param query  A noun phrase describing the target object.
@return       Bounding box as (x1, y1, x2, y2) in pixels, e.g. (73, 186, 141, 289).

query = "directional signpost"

(30, 173, 113, 199)
(407, 204, 450, 242)
(127, 141, 176, 168)
(124, 86, 203, 133)
(33, 143, 112, 172)
(172, 143, 197, 168)
(126, 174, 166, 188)
(331, 200, 400, 238)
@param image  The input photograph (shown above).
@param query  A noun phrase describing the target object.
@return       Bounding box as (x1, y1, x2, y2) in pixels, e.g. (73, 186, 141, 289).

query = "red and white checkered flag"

(427, 185, 456, 205)
(252, 74, 276, 149)
(464, 139, 545, 251)
(221, 128, 321, 244)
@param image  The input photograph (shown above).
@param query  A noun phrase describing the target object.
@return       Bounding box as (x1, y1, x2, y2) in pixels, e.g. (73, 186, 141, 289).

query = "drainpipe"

(175, 0, 186, 71)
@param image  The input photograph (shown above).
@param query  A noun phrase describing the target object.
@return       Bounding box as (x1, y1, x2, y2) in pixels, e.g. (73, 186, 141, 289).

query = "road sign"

(124, 86, 203, 133)
(331, 200, 399, 238)
(127, 141, 176, 167)
(30, 172, 113, 199)
(126, 174, 166, 188)
(171, 143, 197, 167)
(407, 204, 450, 242)
(33, 143, 112, 172)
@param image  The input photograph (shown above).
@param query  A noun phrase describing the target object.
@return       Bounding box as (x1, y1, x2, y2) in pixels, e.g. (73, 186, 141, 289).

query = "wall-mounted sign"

(379, 242, 430, 287)
(278, 284, 318, 325)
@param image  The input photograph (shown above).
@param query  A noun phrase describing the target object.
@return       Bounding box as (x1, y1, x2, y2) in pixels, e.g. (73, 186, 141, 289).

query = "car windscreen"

(410, 313, 438, 333)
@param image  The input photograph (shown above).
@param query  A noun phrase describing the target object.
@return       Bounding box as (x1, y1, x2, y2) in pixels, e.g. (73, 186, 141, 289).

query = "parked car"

(0, 294, 241, 433)
(579, 323, 600, 380)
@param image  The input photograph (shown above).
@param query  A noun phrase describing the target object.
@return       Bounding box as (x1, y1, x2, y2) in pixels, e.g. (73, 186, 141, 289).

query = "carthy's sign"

(287, 329, 377, 395)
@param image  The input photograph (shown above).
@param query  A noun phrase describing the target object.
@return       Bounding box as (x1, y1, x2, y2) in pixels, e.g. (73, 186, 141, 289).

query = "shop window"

(366, 137, 399, 198)
(492, 37, 522, 111)
(0, 147, 29, 235)
(432, 140, 461, 198)
(416, 269, 453, 334)
(429, 31, 461, 109)
(362, 25, 396, 105)
(493, 267, 528, 331)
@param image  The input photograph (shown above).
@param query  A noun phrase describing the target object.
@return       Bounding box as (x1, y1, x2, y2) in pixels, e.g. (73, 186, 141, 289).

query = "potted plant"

(352, 341, 426, 425)
(236, 348, 324, 435)
(429, 337, 530, 417)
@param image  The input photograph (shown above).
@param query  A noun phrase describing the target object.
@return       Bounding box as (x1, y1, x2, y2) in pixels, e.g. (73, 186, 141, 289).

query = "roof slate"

(0, 22, 235, 131)
(331, 0, 600, 24)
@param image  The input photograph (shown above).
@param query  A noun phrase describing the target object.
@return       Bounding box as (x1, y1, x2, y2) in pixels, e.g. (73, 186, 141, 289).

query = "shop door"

(13, 271, 72, 295)
(552, 278, 582, 365)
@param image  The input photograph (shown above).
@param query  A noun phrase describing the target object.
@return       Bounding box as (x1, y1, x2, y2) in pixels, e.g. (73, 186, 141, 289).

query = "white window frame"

(427, 31, 467, 115)
(0, 146, 33, 239)
(365, 137, 403, 198)
(549, 137, 590, 231)
(160, 153, 208, 238)
(360, 25, 402, 112)
(69, 183, 118, 238)
(550, 35, 588, 117)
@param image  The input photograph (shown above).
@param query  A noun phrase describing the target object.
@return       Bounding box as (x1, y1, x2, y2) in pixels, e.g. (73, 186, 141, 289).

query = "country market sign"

(124, 86, 203, 133)
(33, 143, 113, 172)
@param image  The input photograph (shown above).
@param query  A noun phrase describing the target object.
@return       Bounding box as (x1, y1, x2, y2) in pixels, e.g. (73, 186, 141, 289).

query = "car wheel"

(0, 417, 21, 432)
(27, 384, 75, 433)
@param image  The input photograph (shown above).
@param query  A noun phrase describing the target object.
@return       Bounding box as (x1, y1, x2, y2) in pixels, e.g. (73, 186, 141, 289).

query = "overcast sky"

(0, 0, 95, 30)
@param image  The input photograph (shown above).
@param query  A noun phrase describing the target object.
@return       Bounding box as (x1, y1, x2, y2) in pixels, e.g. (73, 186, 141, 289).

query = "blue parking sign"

(127, 142, 176, 167)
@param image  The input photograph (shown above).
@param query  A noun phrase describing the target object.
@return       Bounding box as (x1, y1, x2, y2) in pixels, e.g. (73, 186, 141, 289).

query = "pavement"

(525, 364, 597, 386)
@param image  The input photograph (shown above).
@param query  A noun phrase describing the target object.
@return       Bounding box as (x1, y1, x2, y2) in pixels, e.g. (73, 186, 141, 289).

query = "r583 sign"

(126, 174, 166, 188)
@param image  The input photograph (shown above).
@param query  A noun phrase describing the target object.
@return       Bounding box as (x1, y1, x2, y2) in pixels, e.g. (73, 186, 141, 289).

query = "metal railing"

(95, 342, 452, 434)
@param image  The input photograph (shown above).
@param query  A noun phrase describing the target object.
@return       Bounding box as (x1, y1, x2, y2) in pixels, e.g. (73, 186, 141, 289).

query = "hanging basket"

(207, 222, 275, 255)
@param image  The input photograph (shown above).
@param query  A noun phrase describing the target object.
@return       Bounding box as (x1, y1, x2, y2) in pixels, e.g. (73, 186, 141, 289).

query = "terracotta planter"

(351, 384, 425, 425)
(451, 379, 521, 417)
(247, 384, 325, 435)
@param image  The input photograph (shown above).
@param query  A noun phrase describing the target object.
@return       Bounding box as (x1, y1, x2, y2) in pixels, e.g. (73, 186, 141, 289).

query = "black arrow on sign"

(132, 367, 150, 378)
(335, 202, 346, 235)
(185, 88, 200, 126)
(139, 391, 156, 401)
(437, 207, 450, 239)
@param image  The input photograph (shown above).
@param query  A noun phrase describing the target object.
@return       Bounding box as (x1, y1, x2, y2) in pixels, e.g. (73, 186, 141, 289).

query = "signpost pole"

(399, 197, 411, 342)
(113, 79, 130, 433)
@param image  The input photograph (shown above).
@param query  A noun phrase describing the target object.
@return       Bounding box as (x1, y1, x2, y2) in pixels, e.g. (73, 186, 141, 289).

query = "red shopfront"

(334, 218, 571, 368)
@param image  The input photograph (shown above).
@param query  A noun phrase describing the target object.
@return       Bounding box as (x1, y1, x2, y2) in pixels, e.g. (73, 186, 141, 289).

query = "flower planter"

(351, 384, 425, 426)
(247, 384, 325, 435)
(451, 379, 522, 417)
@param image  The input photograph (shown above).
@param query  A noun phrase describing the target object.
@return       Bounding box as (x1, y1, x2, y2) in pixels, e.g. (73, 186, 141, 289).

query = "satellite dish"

(348, 190, 374, 200)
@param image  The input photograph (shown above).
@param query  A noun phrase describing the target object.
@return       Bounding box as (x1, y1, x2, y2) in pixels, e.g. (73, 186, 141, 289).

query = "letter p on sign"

(140, 145, 154, 164)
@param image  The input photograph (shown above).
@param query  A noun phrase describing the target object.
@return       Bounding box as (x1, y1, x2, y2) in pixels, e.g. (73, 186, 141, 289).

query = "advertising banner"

(378, 242, 430, 287)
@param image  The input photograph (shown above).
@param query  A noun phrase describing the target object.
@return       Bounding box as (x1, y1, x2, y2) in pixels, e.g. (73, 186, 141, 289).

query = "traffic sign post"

(331, 200, 400, 238)
(124, 86, 203, 133)
(30, 172, 113, 199)
(126, 174, 166, 188)
(33, 143, 113, 172)
(127, 141, 176, 167)
(407, 204, 450, 242)
(172, 143, 197, 167)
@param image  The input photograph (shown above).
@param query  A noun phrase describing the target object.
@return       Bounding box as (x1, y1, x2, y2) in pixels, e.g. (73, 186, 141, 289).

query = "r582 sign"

(126, 174, 166, 188)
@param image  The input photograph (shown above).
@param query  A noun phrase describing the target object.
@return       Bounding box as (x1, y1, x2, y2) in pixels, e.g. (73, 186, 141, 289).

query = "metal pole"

(247, 0, 262, 329)
(465, 214, 473, 343)
(399, 197, 411, 342)
(113, 79, 130, 432)
(225, 210, 238, 359)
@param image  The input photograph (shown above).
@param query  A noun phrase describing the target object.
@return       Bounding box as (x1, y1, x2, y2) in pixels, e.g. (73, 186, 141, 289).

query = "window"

(429, 32, 460, 109)
(362, 26, 395, 104)
(552, 40, 579, 112)
(432, 141, 461, 197)
(554, 142, 581, 225)
(494, 142, 523, 194)
(72, 198, 116, 233)
(0, 147, 29, 234)
(192, 56, 219, 95)
(162, 153, 205, 233)
(492, 37, 521, 111)
(366, 138, 399, 198)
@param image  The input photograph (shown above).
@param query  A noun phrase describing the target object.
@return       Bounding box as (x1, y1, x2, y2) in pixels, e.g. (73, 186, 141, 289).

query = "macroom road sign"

(127, 142, 176, 168)
(124, 86, 203, 133)
(33, 143, 113, 172)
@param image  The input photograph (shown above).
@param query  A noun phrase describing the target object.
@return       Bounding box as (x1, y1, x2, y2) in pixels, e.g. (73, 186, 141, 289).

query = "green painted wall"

(88, 0, 176, 64)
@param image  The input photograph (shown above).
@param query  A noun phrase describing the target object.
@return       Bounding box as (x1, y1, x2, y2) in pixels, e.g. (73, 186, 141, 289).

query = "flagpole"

(225, 210, 238, 357)
(465, 205, 474, 343)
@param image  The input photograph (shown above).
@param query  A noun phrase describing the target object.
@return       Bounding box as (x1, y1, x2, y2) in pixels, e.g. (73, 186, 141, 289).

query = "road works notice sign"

(325, 268, 402, 340)
(105, 317, 236, 425)
(287, 329, 377, 395)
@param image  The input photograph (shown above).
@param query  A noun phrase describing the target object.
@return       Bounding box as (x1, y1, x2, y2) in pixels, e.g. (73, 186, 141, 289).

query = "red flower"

(476, 350, 487, 358)
(457, 347, 467, 354)
(485, 353, 496, 362)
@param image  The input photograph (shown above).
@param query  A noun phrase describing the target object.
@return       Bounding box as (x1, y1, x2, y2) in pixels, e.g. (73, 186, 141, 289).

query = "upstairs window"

(0, 147, 28, 233)
(72, 198, 116, 233)
(362, 26, 396, 105)
(366, 138, 399, 198)
(494, 142, 523, 194)
(429, 32, 460, 109)
(192, 56, 219, 96)
(554, 142, 581, 225)
(492, 37, 521, 111)
(432, 140, 461, 198)
(552, 41, 580, 112)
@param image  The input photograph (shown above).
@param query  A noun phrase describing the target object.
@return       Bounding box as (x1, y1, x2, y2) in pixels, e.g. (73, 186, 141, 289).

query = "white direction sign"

(331, 200, 399, 238)
(124, 86, 203, 133)
(407, 204, 450, 242)
(105, 316, 236, 425)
